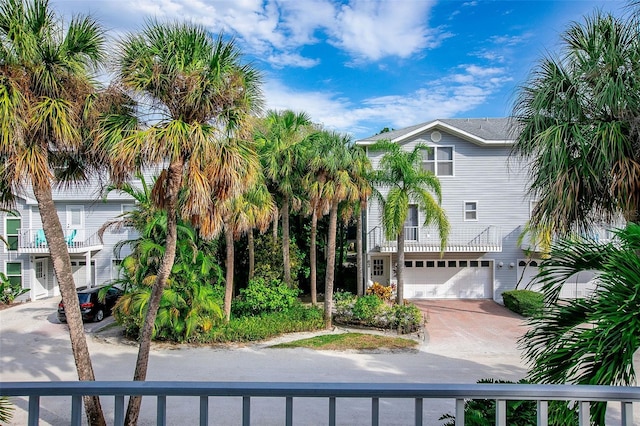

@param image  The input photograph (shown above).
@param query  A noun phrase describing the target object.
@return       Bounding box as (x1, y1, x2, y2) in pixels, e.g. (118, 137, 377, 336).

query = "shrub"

(439, 379, 536, 426)
(352, 294, 384, 321)
(206, 303, 324, 342)
(502, 290, 543, 317)
(0, 272, 29, 304)
(232, 277, 300, 317)
(366, 282, 393, 301)
(389, 303, 424, 333)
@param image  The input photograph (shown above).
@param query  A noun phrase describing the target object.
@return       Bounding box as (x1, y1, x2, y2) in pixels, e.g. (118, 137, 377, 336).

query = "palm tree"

(255, 109, 312, 287)
(106, 22, 262, 425)
(370, 140, 449, 304)
(511, 10, 640, 234)
(0, 1, 107, 424)
(520, 224, 640, 424)
(348, 145, 372, 296)
(222, 178, 275, 321)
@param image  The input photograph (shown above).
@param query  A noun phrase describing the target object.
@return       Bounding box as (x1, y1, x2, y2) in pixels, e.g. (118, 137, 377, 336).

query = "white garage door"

(516, 259, 598, 298)
(403, 259, 492, 299)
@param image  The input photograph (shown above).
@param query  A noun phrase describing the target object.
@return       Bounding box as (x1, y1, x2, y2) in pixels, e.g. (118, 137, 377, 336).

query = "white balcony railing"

(0, 381, 638, 425)
(17, 228, 104, 254)
(368, 225, 502, 253)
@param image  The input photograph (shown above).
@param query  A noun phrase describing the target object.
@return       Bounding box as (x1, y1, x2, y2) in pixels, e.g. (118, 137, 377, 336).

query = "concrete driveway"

(0, 298, 530, 425)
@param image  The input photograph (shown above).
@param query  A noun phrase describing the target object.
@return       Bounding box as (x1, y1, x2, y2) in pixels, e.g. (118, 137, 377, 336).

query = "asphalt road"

(0, 298, 635, 425)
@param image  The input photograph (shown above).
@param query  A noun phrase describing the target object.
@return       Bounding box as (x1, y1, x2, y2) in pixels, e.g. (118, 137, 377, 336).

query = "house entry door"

(33, 259, 48, 299)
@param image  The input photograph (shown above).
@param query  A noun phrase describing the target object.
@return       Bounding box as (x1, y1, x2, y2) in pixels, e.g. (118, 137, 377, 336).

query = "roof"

(356, 117, 518, 146)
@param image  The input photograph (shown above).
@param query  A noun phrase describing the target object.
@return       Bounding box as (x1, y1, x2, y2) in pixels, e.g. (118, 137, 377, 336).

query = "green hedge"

(502, 290, 543, 317)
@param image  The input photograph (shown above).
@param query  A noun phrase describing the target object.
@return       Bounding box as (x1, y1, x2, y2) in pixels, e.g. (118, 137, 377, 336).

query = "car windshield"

(77, 293, 91, 304)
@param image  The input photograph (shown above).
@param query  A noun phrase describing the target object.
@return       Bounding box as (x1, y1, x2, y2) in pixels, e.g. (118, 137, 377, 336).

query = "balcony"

(368, 225, 502, 253)
(17, 228, 104, 254)
(0, 381, 638, 425)
(519, 225, 619, 253)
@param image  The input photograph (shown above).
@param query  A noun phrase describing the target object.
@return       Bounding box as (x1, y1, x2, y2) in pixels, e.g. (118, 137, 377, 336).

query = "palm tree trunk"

(323, 201, 339, 329)
(310, 209, 318, 305)
(33, 184, 106, 426)
(248, 230, 255, 280)
(126, 160, 183, 426)
(272, 210, 278, 241)
(396, 229, 405, 305)
(224, 226, 234, 322)
(356, 207, 364, 296)
(282, 196, 292, 287)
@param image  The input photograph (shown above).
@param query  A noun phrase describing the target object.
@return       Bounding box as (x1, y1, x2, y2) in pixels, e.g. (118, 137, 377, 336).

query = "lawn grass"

(270, 332, 418, 351)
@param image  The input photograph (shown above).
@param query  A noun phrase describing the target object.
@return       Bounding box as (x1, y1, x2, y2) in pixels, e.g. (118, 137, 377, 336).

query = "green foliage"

(502, 290, 543, 317)
(253, 232, 306, 283)
(334, 294, 423, 334)
(0, 272, 28, 304)
(0, 396, 14, 424)
(520, 224, 640, 424)
(352, 294, 384, 320)
(232, 277, 300, 317)
(206, 303, 323, 342)
(439, 379, 537, 426)
(366, 282, 393, 301)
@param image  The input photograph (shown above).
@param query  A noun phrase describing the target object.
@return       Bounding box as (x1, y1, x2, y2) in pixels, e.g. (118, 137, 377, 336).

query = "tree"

(370, 140, 449, 304)
(511, 10, 640, 234)
(255, 109, 312, 287)
(348, 145, 372, 296)
(0, 1, 107, 424)
(106, 22, 262, 425)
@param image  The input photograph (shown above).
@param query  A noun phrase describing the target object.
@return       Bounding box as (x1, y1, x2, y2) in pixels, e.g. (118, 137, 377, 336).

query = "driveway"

(1, 298, 530, 425)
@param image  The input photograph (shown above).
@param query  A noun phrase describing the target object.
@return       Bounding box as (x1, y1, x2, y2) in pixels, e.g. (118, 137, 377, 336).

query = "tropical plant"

(369, 140, 449, 304)
(252, 232, 305, 284)
(0, 396, 13, 424)
(104, 22, 262, 424)
(511, 10, 640, 234)
(0, 271, 28, 304)
(520, 224, 640, 425)
(232, 276, 300, 317)
(0, 1, 108, 423)
(255, 109, 313, 287)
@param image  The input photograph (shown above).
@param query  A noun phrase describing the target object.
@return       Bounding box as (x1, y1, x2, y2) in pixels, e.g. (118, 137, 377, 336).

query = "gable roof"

(356, 117, 518, 146)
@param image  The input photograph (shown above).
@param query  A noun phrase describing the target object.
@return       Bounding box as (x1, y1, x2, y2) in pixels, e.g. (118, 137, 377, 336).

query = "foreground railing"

(1, 382, 638, 426)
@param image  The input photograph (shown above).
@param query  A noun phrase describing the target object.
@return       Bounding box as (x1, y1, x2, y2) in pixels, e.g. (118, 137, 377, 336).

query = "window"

(459, 260, 468, 267)
(437, 260, 446, 267)
(112, 259, 123, 280)
(422, 146, 453, 176)
(373, 259, 384, 276)
(481, 260, 491, 267)
(464, 202, 477, 221)
(6, 262, 21, 287)
(470, 260, 479, 267)
(448, 260, 457, 267)
(415, 261, 424, 267)
(5, 217, 20, 251)
(404, 205, 418, 241)
(404, 261, 413, 267)
(426, 261, 435, 268)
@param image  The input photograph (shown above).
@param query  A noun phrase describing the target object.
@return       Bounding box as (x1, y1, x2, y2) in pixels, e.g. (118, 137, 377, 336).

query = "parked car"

(57, 286, 123, 323)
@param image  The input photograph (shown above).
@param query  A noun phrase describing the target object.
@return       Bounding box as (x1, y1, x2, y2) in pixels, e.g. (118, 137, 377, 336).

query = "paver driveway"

(1, 298, 530, 425)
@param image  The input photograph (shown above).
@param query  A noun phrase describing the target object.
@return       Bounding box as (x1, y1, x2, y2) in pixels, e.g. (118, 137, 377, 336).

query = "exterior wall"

(364, 126, 533, 302)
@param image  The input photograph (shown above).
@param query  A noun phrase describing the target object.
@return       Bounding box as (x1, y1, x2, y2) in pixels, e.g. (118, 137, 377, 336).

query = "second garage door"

(403, 259, 493, 299)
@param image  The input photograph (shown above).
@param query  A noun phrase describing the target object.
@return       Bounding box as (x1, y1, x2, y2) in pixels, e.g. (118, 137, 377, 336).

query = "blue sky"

(52, 0, 626, 140)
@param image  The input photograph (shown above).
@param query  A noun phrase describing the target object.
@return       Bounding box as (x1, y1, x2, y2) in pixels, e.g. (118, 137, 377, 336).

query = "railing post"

(536, 400, 548, 426)
(157, 395, 167, 426)
(621, 401, 633, 426)
(578, 401, 590, 426)
(71, 395, 82, 426)
(242, 396, 250, 426)
(414, 397, 423, 426)
(114, 395, 125, 426)
(372, 397, 379, 426)
(329, 396, 336, 426)
(495, 399, 506, 426)
(199, 396, 208, 426)
(27, 395, 39, 426)
(286, 396, 293, 426)
(455, 398, 465, 426)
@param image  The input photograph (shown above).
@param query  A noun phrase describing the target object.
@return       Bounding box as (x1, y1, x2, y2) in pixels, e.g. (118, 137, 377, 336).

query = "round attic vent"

(430, 131, 442, 142)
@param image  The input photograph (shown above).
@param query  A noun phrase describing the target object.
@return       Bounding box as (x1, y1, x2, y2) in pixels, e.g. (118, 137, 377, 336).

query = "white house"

(356, 117, 598, 302)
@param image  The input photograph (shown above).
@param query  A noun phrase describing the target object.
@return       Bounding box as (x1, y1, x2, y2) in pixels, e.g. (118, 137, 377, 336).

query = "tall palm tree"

(222, 178, 275, 321)
(349, 145, 372, 296)
(255, 109, 312, 287)
(308, 131, 359, 329)
(106, 22, 262, 425)
(511, 10, 640, 234)
(370, 140, 449, 304)
(0, 1, 107, 424)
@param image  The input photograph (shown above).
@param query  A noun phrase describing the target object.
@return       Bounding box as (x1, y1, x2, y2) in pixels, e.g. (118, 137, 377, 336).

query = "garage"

(516, 259, 598, 299)
(403, 259, 493, 299)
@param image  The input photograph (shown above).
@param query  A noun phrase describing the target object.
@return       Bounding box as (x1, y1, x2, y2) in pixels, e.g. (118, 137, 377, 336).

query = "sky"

(51, 0, 627, 140)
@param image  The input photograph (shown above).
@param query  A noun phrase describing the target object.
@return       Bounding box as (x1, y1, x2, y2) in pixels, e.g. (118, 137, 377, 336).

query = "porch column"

(85, 251, 92, 287)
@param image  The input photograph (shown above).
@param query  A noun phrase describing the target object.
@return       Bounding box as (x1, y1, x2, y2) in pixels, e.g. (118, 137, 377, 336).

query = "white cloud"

(267, 53, 320, 69)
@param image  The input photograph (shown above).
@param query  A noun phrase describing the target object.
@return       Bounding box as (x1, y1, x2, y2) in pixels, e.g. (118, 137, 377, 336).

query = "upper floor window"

(422, 146, 453, 176)
(464, 201, 478, 221)
(404, 205, 418, 241)
(5, 217, 20, 251)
